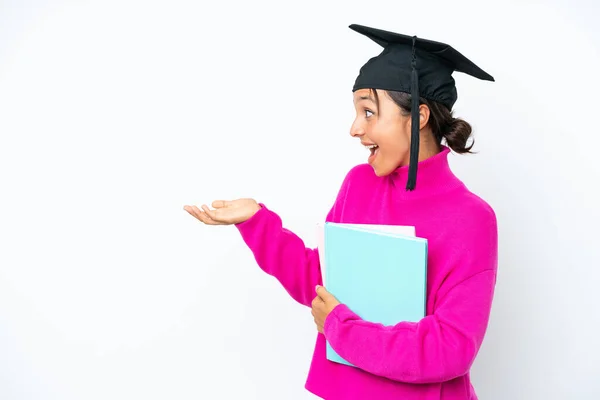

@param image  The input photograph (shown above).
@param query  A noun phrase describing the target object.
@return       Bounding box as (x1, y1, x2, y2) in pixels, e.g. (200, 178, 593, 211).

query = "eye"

(365, 109, 374, 118)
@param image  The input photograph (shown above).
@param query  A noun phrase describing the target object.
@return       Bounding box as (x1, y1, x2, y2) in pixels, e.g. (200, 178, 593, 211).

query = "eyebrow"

(358, 95, 375, 102)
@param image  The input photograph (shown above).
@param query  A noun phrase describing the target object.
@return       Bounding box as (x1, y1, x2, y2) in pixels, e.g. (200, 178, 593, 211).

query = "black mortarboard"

(349, 24, 494, 190)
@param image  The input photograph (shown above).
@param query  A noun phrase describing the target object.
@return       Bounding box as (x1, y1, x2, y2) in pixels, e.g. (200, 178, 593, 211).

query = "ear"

(418, 104, 430, 130)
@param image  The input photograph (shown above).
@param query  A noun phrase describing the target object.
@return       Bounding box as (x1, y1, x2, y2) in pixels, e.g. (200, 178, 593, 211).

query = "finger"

(191, 205, 223, 225)
(312, 296, 323, 307)
(211, 200, 231, 209)
(184, 205, 203, 221)
(315, 285, 332, 301)
(201, 204, 222, 222)
(311, 296, 319, 308)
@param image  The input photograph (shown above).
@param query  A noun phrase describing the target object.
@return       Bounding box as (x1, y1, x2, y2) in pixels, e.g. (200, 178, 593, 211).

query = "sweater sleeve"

(323, 269, 497, 383)
(233, 167, 354, 307)
(234, 204, 324, 307)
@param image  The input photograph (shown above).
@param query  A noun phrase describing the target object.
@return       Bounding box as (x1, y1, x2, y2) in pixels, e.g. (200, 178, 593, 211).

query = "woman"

(185, 24, 497, 400)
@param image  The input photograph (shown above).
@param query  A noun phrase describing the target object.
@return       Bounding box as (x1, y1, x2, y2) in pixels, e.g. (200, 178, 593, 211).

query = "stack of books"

(316, 222, 428, 367)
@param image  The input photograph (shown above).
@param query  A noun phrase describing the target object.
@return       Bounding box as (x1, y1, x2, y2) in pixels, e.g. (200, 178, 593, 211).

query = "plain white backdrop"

(1, 0, 599, 398)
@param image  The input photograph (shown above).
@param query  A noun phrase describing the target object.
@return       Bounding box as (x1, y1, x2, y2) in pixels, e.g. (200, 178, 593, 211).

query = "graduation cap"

(349, 24, 494, 190)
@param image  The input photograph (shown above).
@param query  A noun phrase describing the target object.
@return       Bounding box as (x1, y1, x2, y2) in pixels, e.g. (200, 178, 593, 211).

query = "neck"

(389, 146, 463, 198)
(399, 130, 441, 166)
(417, 141, 442, 162)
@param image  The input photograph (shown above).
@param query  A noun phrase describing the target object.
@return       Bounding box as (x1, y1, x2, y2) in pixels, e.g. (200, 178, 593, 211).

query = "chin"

(371, 164, 394, 177)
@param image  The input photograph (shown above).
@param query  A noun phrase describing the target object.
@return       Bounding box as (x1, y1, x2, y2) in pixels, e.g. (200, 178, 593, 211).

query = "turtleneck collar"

(387, 146, 464, 198)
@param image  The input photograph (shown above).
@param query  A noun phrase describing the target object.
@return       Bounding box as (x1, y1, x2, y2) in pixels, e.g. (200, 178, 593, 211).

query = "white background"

(1, 0, 599, 399)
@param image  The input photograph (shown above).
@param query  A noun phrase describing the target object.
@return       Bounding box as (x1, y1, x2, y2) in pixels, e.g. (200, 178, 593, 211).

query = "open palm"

(183, 198, 261, 225)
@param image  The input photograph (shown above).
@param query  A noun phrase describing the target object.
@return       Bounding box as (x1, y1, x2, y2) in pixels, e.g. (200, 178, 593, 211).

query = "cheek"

(375, 126, 411, 170)
(379, 130, 408, 154)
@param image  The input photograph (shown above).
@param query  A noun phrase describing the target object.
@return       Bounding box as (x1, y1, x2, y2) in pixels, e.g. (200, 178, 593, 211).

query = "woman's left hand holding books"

(311, 285, 341, 334)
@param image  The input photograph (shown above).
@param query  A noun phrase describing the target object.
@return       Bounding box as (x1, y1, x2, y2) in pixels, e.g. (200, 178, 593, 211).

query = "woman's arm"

(323, 269, 497, 383)
(234, 167, 356, 307)
(323, 207, 498, 384)
(235, 204, 324, 307)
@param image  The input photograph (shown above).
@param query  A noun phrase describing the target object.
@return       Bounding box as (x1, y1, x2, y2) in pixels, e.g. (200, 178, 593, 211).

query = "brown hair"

(369, 89, 474, 154)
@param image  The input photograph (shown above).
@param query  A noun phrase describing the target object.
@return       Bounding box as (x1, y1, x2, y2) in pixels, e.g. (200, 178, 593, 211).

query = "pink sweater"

(235, 147, 498, 399)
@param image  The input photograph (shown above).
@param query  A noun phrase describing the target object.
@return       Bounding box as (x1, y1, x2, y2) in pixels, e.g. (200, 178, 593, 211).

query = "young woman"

(184, 24, 497, 400)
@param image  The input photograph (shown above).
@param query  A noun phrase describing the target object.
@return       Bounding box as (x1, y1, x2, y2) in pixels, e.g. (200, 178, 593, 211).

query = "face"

(350, 89, 412, 176)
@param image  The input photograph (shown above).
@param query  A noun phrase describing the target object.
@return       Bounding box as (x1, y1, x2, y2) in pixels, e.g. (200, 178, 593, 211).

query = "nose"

(350, 120, 365, 138)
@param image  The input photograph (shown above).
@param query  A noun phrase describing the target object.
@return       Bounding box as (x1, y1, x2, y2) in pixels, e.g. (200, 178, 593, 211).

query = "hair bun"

(444, 118, 474, 153)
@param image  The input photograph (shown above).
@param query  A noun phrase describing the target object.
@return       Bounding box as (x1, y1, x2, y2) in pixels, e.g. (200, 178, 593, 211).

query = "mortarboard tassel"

(406, 36, 420, 191)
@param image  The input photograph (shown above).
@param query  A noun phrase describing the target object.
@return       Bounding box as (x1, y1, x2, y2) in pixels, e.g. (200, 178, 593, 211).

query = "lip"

(367, 145, 379, 165)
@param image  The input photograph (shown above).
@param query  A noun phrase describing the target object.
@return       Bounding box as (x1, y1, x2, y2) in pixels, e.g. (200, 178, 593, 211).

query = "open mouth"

(361, 141, 379, 164)
(365, 144, 379, 156)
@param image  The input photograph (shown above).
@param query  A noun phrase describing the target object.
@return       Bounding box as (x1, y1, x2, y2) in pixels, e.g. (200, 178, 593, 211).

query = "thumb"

(316, 285, 333, 300)
(212, 200, 231, 209)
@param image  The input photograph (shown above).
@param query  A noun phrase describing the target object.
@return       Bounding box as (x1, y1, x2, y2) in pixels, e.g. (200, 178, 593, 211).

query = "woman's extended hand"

(183, 199, 261, 225)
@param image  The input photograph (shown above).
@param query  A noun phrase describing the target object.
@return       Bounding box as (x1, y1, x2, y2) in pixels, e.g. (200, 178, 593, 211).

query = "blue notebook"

(323, 222, 428, 367)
